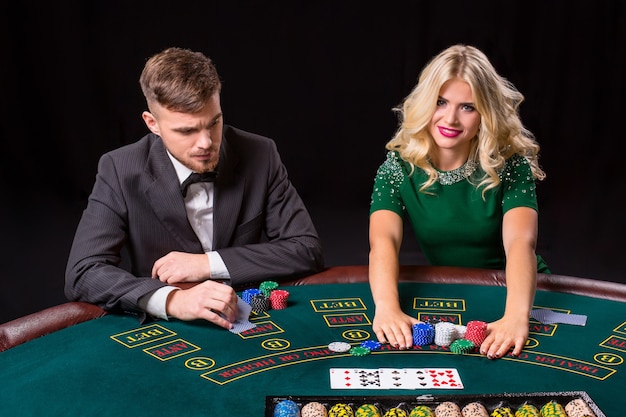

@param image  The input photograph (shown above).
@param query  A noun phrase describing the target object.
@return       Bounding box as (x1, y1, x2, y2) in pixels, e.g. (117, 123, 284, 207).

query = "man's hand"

(152, 252, 211, 284)
(165, 280, 238, 329)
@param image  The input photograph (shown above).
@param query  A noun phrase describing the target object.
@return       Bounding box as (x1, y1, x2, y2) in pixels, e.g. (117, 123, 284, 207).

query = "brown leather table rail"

(0, 301, 107, 352)
(2, 265, 625, 352)
(284, 265, 626, 303)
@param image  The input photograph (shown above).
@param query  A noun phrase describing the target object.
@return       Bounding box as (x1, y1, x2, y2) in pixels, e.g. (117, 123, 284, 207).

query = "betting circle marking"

(342, 329, 371, 342)
(184, 357, 215, 370)
(261, 338, 291, 351)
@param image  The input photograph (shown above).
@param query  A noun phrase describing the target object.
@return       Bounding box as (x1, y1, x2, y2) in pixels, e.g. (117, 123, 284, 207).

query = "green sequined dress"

(370, 151, 550, 272)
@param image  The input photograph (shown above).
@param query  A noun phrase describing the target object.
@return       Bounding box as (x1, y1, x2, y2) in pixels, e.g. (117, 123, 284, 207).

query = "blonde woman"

(368, 44, 549, 359)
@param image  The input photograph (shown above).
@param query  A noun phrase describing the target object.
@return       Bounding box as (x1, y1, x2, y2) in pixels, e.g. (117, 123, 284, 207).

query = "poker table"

(1, 265, 626, 416)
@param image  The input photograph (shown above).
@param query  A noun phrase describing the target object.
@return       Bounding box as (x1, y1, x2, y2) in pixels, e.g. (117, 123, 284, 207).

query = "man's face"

(142, 93, 223, 173)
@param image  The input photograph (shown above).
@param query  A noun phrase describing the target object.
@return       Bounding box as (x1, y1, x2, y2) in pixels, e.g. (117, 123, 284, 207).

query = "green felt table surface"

(1, 282, 624, 416)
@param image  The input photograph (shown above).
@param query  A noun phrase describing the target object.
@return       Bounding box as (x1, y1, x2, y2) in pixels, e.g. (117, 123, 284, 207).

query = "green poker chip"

(258, 280, 279, 296)
(449, 338, 475, 354)
(349, 346, 371, 356)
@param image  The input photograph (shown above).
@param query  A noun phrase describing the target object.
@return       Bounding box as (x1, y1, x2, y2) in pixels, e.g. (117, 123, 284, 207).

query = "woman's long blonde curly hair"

(387, 44, 545, 197)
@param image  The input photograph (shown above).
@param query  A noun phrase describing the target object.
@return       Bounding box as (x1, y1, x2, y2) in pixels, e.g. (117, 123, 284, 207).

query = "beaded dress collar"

(432, 159, 478, 185)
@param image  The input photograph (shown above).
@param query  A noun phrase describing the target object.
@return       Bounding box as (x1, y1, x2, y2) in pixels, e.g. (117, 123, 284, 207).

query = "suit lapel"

(213, 132, 244, 249)
(144, 137, 204, 252)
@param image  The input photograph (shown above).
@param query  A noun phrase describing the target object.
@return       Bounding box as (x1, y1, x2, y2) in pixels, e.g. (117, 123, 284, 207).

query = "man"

(65, 47, 324, 329)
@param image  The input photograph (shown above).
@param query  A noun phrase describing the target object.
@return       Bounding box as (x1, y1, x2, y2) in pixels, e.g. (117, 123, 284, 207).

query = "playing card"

(406, 368, 463, 389)
(530, 308, 587, 326)
(329, 368, 381, 389)
(330, 368, 463, 390)
(229, 296, 256, 334)
(379, 368, 415, 389)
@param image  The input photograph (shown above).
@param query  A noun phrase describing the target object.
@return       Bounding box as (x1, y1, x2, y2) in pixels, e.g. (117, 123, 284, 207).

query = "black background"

(2, 1, 625, 323)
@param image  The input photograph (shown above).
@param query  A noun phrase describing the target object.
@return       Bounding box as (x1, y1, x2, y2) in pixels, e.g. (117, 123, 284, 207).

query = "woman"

(368, 44, 549, 359)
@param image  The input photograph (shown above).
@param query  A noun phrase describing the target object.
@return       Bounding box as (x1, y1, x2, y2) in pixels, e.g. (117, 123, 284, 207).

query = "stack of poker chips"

(463, 320, 488, 346)
(383, 408, 408, 417)
(415, 320, 468, 348)
(273, 399, 300, 417)
(540, 401, 567, 416)
(565, 398, 597, 417)
(448, 320, 487, 355)
(433, 322, 457, 347)
(461, 402, 489, 416)
(449, 338, 475, 354)
(408, 405, 434, 417)
(250, 293, 270, 313)
(328, 403, 354, 417)
(515, 403, 540, 416)
(406, 318, 489, 354)
(301, 401, 327, 417)
(259, 280, 279, 296)
(355, 404, 380, 417)
(434, 402, 461, 416)
(241, 288, 262, 305)
(490, 406, 515, 417)
(242, 281, 290, 313)
(270, 289, 290, 310)
(411, 323, 435, 346)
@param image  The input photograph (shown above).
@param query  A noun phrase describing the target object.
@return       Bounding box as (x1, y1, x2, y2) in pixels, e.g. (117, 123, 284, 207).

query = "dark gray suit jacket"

(65, 125, 323, 317)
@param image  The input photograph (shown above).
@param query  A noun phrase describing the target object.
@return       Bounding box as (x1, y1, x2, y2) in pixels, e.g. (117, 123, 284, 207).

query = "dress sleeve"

(501, 154, 539, 213)
(369, 151, 407, 216)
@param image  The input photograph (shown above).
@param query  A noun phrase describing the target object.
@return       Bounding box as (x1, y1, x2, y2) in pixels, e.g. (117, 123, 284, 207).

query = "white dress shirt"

(139, 152, 230, 319)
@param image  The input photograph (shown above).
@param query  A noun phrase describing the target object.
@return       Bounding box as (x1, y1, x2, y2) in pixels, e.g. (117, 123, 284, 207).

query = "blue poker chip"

(241, 288, 262, 305)
(273, 399, 300, 417)
(412, 322, 435, 346)
(360, 340, 382, 351)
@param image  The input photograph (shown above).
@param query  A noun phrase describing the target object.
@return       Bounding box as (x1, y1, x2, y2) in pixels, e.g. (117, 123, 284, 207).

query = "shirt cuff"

(139, 286, 180, 320)
(208, 251, 230, 280)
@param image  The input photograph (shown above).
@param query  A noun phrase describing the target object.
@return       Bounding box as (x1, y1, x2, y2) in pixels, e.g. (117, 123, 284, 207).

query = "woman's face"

(429, 78, 481, 154)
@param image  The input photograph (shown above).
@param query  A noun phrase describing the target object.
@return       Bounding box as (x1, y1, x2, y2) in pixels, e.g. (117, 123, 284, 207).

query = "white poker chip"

(328, 341, 352, 352)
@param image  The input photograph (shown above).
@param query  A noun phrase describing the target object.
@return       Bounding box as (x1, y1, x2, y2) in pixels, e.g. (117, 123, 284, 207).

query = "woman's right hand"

(372, 308, 421, 350)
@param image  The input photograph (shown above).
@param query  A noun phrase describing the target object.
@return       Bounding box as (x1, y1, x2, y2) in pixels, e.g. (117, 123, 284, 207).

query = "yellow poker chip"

(383, 408, 408, 417)
(491, 406, 514, 417)
(515, 403, 540, 417)
(329, 403, 354, 417)
(408, 405, 434, 417)
(355, 404, 381, 417)
(539, 401, 567, 416)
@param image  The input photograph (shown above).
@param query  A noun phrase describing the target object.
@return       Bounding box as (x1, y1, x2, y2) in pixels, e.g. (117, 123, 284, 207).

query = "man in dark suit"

(65, 47, 324, 329)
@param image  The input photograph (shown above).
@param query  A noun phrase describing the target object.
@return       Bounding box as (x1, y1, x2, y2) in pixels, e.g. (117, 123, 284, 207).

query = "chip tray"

(265, 391, 605, 416)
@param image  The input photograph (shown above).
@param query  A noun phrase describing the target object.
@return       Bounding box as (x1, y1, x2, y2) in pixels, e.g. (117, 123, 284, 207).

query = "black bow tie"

(180, 171, 217, 197)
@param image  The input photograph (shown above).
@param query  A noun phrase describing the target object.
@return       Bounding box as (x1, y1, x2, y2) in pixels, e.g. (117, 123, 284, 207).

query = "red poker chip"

(269, 289, 290, 309)
(464, 320, 487, 345)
